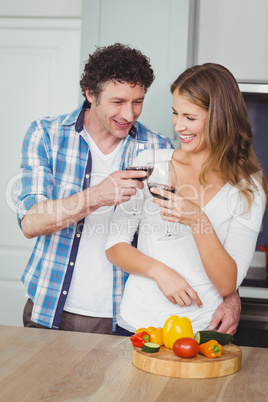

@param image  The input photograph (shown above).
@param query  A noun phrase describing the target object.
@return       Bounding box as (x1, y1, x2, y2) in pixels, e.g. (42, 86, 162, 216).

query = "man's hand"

(208, 291, 241, 335)
(93, 170, 147, 207)
(21, 169, 147, 239)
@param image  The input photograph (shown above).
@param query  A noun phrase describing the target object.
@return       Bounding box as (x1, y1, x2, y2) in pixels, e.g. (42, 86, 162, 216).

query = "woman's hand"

(150, 187, 204, 228)
(106, 243, 203, 308)
(151, 263, 203, 308)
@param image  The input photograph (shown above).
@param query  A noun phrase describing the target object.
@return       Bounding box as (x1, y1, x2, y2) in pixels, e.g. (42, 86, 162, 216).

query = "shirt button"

(76, 233, 81, 238)
(70, 262, 74, 266)
(85, 174, 90, 179)
(63, 290, 67, 295)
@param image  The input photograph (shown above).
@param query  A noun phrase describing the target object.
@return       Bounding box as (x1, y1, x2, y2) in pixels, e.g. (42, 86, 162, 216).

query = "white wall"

(81, 0, 191, 148)
(195, 0, 268, 81)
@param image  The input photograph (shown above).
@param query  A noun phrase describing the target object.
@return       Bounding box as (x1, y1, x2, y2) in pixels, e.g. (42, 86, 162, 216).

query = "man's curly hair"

(80, 43, 155, 99)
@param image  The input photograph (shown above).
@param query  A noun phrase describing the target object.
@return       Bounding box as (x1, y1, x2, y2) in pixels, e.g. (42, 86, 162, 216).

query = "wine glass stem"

(166, 221, 173, 236)
(132, 196, 138, 215)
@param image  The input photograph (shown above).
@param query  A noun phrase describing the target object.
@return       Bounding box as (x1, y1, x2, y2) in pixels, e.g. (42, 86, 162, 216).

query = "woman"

(105, 63, 268, 335)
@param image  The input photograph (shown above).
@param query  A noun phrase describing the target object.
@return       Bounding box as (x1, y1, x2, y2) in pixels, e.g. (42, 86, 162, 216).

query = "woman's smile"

(179, 133, 196, 143)
(172, 93, 208, 153)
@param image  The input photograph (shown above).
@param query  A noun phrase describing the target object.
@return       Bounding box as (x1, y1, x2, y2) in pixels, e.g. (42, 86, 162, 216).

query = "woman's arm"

(106, 242, 203, 307)
(191, 212, 237, 296)
(151, 185, 265, 297)
(151, 189, 237, 296)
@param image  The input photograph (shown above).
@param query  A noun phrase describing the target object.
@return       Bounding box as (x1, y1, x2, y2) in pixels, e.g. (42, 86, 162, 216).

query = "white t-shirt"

(64, 130, 124, 317)
(105, 149, 266, 333)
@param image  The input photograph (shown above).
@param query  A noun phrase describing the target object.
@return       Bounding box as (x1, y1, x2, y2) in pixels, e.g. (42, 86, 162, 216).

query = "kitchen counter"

(0, 325, 267, 401)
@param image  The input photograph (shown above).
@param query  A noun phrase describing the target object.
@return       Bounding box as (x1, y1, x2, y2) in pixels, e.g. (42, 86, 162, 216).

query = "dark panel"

(243, 92, 268, 248)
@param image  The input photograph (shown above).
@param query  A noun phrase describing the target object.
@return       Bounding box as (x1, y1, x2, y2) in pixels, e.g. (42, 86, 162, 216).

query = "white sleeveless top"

(105, 149, 266, 333)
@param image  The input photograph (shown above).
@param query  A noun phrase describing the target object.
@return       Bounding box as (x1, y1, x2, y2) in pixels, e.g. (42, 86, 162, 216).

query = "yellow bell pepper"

(163, 315, 194, 349)
(136, 327, 163, 346)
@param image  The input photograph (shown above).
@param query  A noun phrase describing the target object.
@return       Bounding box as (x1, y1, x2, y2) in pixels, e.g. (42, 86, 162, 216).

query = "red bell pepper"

(130, 331, 150, 347)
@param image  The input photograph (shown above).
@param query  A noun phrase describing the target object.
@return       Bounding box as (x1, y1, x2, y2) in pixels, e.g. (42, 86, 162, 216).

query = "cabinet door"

(0, 17, 81, 326)
(195, 0, 268, 81)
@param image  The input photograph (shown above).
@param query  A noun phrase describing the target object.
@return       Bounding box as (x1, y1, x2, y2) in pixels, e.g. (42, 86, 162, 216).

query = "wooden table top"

(0, 325, 267, 401)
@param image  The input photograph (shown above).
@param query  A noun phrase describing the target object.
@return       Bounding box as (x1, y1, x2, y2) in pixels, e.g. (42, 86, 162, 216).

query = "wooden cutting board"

(132, 343, 242, 378)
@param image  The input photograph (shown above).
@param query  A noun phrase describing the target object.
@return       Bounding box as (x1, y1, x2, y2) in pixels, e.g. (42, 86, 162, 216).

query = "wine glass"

(147, 159, 179, 240)
(124, 138, 155, 215)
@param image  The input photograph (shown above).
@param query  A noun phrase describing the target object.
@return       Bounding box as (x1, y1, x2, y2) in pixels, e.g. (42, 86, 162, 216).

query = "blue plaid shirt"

(15, 100, 173, 330)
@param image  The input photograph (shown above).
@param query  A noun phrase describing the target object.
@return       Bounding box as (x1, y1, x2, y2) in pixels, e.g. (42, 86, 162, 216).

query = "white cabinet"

(0, 0, 82, 17)
(0, 17, 81, 326)
(195, 0, 268, 81)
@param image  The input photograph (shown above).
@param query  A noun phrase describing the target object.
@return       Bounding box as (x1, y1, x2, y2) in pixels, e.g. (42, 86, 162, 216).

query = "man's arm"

(208, 290, 241, 335)
(21, 170, 146, 239)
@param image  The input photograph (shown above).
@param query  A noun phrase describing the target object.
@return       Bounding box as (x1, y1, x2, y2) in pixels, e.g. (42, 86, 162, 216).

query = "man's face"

(85, 80, 145, 139)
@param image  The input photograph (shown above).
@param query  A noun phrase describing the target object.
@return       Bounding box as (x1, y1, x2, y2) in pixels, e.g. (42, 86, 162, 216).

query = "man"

(15, 43, 240, 334)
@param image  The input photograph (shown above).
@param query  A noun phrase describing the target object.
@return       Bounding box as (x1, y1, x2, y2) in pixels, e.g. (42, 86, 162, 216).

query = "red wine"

(148, 183, 176, 200)
(126, 166, 153, 181)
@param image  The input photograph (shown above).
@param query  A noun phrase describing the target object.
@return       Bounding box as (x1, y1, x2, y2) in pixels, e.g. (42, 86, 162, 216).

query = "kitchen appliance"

(238, 81, 268, 249)
(258, 245, 268, 272)
(236, 266, 268, 347)
(235, 82, 268, 347)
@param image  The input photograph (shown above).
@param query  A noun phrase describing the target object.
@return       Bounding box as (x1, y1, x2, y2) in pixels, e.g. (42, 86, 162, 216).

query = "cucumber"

(195, 331, 233, 346)
(142, 342, 160, 353)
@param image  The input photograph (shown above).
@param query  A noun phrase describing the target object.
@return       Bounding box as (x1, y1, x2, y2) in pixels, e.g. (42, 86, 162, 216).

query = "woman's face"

(172, 92, 208, 155)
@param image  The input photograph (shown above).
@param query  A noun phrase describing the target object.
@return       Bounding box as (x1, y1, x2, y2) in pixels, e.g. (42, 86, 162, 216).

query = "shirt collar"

(75, 100, 91, 132)
(129, 124, 137, 138)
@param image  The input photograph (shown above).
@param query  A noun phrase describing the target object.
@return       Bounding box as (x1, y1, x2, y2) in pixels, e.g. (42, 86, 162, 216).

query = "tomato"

(172, 337, 199, 358)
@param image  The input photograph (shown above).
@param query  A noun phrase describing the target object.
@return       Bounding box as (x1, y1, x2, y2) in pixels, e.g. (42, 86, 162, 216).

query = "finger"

(120, 186, 137, 196)
(208, 309, 223, 331)
(225, 325, 237, 336)
(115, 193, 139, 205)
(214, 322, 226, 334)
(180, 294, 193, 307)
(160, 207, 171, 217)
(153, 198, 174, 211)
(208, 321, 218, 331)
(160, 213, 179, 222)
(120, 170, 148, 180)
(150, 187, 175, 201)
(167, 296, 177, 305)
(215, 321, 236, 335)
(123, 179, 144, 190)
(177, 296, 186, 307)
(114, 188, 136, 204)
(115, 196, 131, 205)
(188, 290, 203, 308)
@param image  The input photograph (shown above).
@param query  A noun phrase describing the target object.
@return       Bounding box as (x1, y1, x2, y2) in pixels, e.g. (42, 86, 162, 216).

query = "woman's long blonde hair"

(171, 63, 268, 207)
